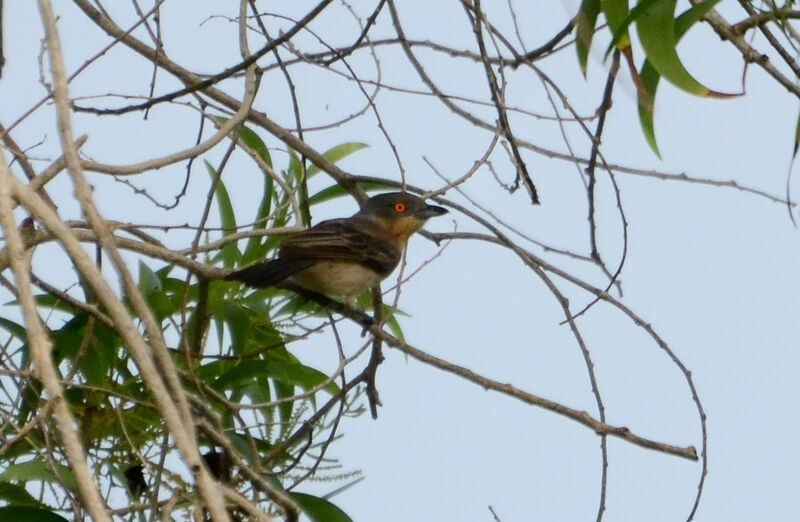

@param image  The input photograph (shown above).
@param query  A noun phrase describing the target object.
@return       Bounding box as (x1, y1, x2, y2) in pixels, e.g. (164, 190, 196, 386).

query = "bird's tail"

(224, 259, 311, 288)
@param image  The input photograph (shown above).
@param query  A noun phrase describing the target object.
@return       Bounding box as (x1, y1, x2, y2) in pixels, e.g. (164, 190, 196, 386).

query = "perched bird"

(225, 192, 448, 305)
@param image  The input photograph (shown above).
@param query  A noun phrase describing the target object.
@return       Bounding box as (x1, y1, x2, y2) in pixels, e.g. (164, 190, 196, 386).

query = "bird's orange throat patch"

(376, 215, 426, 241)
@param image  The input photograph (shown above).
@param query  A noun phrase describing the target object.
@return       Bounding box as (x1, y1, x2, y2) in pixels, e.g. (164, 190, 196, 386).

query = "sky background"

(2, 1, 800, 521)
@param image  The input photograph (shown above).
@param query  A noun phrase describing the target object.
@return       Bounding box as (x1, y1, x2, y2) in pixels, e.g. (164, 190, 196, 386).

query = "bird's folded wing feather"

(279, 218, 401, 275)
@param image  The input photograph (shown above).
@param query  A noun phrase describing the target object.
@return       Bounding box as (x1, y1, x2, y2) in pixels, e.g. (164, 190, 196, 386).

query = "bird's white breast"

(290, 261, 383, 303)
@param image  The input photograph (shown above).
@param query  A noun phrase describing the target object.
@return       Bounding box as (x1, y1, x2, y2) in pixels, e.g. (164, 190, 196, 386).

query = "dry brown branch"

(0, 149, 111, 518)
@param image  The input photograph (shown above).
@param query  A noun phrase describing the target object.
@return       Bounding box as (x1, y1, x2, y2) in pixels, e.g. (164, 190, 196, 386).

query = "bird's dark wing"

(279, 217, 402, 275)
(224, 258, 315, 288)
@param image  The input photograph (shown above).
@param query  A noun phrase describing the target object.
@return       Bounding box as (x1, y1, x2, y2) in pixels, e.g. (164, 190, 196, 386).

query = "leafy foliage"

(0, 130, 394, 520)
(578, 0, 731, 154)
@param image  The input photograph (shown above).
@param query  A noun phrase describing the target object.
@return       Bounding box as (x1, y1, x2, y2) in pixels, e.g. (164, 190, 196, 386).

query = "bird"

(225, 192, 448, 306)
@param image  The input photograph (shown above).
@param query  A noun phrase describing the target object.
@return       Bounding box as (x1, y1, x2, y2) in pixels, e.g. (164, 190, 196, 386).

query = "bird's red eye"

(394, 202, 407, 213)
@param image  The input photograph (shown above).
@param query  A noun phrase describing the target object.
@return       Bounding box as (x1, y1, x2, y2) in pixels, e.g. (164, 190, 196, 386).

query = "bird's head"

(357, 192, 448, 241)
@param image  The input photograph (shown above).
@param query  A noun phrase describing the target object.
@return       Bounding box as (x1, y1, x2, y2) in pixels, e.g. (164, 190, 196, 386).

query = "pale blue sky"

(2, 1, 799, 521)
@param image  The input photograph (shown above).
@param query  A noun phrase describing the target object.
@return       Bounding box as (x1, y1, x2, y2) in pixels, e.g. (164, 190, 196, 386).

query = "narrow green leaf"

(0, 506, 70, 522)
(207, 280, 228, 350)
(0, 482, 45, 507)
(16, 377, 40, 426)
(213, 359, 339, 396)
(205, 161, 241, 267)
(385, 314, 405, 343)
(290, 492, 354, 522)
(138, 261, 161, 295)
(0, 460, 79, 492)
(215, 117, 273, 168)
(29, 294, 77, 314)
(637, 60, 661, 157)
(306, 143, 369, 177)
(241, 186, 276, 266)
(605, 0, 658, 57)
(161, 276, 194, 298)
(637, 0, 723, 155)
(601, 0, 632, 50)
(223, 303, 283, 354)
(50, 313, 89, 362)
(46, 312, 120, 386)
(210, 361, 273, 400)
(0, 317, 26, 340)
(216, 117, 275, 265)
(287, 149, 312, 226)
(239, 126, 273, 168)
(227, 432, 274, 466)
(795, 106, 800, 157)
(322, 476, 365, 500)
(576, 0, 601, 74)
(274, 380, 295, 437)
(270, 163, 297, 231)
(210, 162, 237, 233)
(223, 303, 252, 354)
(671, 1, 725, 48)
(288, 149, 303, 184)
(280, 362, 340, 396)
(636, 0, 725, 96)
(155, 264, 174, 281)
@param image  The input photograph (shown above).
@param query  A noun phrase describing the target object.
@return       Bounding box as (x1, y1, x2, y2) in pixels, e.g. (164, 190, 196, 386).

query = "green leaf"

(208, 360, 272, 403)
(601, 0, 632, 50)
(288, 149, 303, 184)
(287, 149, 312, 227)
(205, 161, 241, 268)
(30, 294, 77, 314)
(50, 313, 88, 362)
(215, 117, 273, 168)
(0, 460, 79, 492)
(223, 303, 284, 355)
(0, 507, 69, 522)
(16, 377, 39, 427)
(280, 361, 340, 396)
(385, 314, 405, 343)
(227, 432, 274, 466)
(207, 280, 228, 350)
(636, 0, 726, 97)
(270, 346, 340, 394)
(306, 143, 368, 177)
(138, 260, 161, 295)
(49, 314, 119, 385)
(239, 125, 273, 168)
(0, 482, 45, 507)
(637, 59, 661, 157)
(351, 297, 406, 341)
(241, 186, 276, 266)
(290, 492, 354, 522)
(105, 395, 161, 446)
(576, 0, 601, 74)
(0, 317, 26, 341)
(274, 380, 295, 437)
(795, 106, 800, 157)
(223, 303, 255, 354)
(155, 264, 174, 281)
(216, 117, 276, 265)
(637, 0, 723, 155)
(605, 0, 658, 57)
(136, 261, 177, 322)
(212, 358, 338, 397)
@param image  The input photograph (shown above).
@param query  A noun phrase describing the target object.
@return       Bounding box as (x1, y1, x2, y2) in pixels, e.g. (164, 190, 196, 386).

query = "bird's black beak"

(417, 204, 448, 219)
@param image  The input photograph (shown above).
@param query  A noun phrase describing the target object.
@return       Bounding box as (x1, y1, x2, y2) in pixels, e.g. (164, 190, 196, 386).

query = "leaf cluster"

(0, 130, 388, 521)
